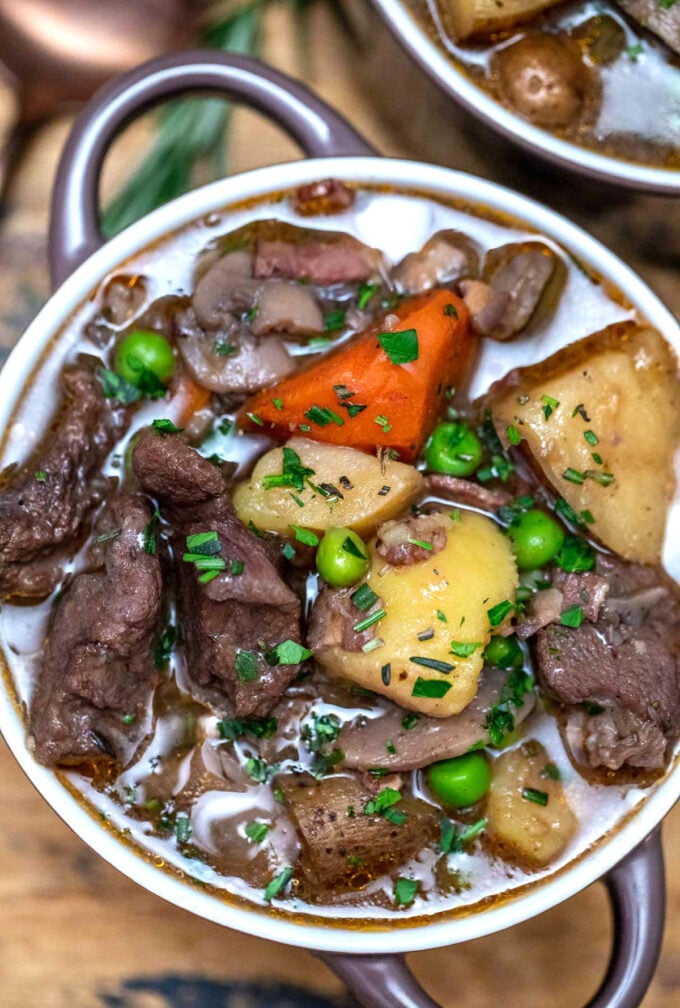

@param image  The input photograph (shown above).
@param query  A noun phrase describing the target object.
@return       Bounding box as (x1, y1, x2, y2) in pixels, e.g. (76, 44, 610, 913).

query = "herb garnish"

(411, 677, 452, 699)
(377, 328, 419, 365)
(583, 430, 599, 446)
(506, 424, 521, 446)
(351, 583, 379, 612)
(439, 816, 487, 854)
(487, 599, 514, 627)
(394, 877, 418, 907)
(409, 656, 456, 674)
(343, 536, 368, 560)
(152, 418, 183, 434)
(541, 395, 560, 420)
(288, 525, 320, 547)
(484, 666, 535, 746)
(217, 716, 277, 741)
(522, 788, 549, 806)
(98, 368, 141, 405)
(555, 535, 596, 573)
(381, 663, 392, 685)
(324, 308, 346, 332)
(235, 650, 258, 683)
(265, 639, 312, 665)
(353, 609, 386, 633)
(444, 303, 458, 319)
(304, 405, 344, 427)
(34, 470, 47, 481)
(541, 762, 561, 781)
(364, 787, 406, 825)
(263, 866, 293, 902)
(357, 282, 379, 309)
(560, 604, 584, 628)
(402, 712, 420, 730)
(153, 622, 176, 668)
(450, 641, 480, 658)
(263, 446, 315, 492)
(245, 821, 270, 844)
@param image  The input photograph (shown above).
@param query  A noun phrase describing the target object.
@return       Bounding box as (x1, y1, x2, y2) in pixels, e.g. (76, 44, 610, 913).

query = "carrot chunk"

(239, 290, 474, 461)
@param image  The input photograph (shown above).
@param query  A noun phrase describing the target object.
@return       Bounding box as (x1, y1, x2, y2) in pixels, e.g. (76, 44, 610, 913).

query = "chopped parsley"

(262, 446, 315, 492)
(440, 816, 487, 854)
(402, 712, 420, 730)
(484, 666, 534, 746)
(411, 677, 452, 699)
(34, 470, 47, 481)
(541, 395, 560, 420)
(560, 604, 584, 628)
(562, 467, 586, 485)
(217, 716, 277, 741)
(288, 525, 320, 547)
(263, 866, 293, 902)
(374, 414, 392, 433)
(364, 787, 405, 825)
(265, 639, 312, 665)
(246, 412, 264, 427)
(151, 418, 183, 434)
(506, 424, 521, 446)
(357, 282, 379, 309)
(450, 641, 480, 658)
(98, 368, 141, 405)
(541, 762, 561, 781)
(555, 535, 596, 573)
(377, 327, 419, 365)
(304, 405, 344, 427)
(394, 877, 419, 907)
(235, 650, 258, 683)
(153, 623, 176, 668)
(351, 583, 379, 612)
(282, 542, 296, 561)
(245, 821, 270, 844)
(583, 430, 599, 446)
(344, 402, 367, 418)
(324, 308, 346, 332)
(522, 787, 549, 806)
(626, 41, 643, 60)
(272, 397, 284, 411)
(444, 303, 458, 319)
(487, 599, 514, 627)
(436, 610, 448, 623)
(214, 339, 238, 357)
(244, 757, 275, 783)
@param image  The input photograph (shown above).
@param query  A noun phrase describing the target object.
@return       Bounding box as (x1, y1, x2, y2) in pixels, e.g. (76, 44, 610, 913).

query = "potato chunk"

(233, 437, 424, 538)
(439, 0, 563, 41)
(313, 510, 518, 717)
(491, 324, 680, 565)
(486, 742, 577, 866)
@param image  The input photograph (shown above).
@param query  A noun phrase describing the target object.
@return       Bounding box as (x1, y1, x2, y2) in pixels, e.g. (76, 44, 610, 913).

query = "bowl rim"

(1, 156, 678, 954)
(371, 0, 680, 196)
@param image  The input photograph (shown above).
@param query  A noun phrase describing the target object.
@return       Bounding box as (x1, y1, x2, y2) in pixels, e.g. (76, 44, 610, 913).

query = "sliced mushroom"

(251, 280, 324, 337)
(193, 250, 259, 328)
(459, 279, 511, 339)
(392, 229, 481, 294)
(340, 670, 536, 771)
(481, 241, 562, 340)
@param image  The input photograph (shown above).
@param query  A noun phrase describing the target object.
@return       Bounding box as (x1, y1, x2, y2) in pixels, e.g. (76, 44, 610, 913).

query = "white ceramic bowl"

(0, 51, 677, 1008)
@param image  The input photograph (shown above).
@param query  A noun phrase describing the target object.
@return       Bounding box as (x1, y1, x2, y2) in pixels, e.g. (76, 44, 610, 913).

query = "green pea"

(425, 421, 483, 477)
(115, 329, 175, 392)
(506, 508, 565, 570)
(316, 527, 369, 587)
(426, 752, 491, 808)
(483, 634, 524, 670)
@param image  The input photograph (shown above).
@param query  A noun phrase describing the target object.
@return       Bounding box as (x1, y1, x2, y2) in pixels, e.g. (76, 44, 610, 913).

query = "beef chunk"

(308, 585, 378, 654)
(533, 557, 680, 769)
(565, 706, 668, 771)
(0, 361, 125, 600)
(425, 473, 512, 511)
(29, 494, 162, 768)
(292, 178, 355, 217)
(553, 570, 609, 623)
(278, 773, 437, 890)
(376, 512, 450, 567)
(132, 430, 303, 718)
(253, 233, 381, 284)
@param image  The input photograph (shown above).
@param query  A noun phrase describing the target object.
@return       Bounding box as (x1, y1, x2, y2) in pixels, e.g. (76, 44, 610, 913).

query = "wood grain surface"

(0, 5, 677, 1006)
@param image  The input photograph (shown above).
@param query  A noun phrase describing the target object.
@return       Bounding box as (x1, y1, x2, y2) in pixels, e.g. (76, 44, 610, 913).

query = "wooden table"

(0, 5, 677, 1006)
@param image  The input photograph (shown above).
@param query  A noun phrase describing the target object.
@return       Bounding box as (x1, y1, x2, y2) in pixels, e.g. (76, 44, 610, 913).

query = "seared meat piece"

(533, 557, 680, 769)
(391, 230, 480, 294)
(0, 361, 125, 600)
(553, 570, 609, 623)
(480, 241, 560, 341)
(376, 512, 450, 566)
(254, 233, 382, 284)
(458, 279, 511, 339)
(566, 706, 668, 771)
(516, 587, 564, 641)
(132, 431, 303, 718)
(340, 669, 535, 771)
(278, 773, 437, 889)
(292, 178, 355, 216)
(307, 585, 378, 654)
(29, 495, 162, 768)
(425, 473, 512, 511)
(615, 0, 680, 56)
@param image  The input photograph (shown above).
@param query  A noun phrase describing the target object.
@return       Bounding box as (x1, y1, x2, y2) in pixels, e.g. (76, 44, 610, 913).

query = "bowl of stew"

(368, 0, 680, 194)
(0, 52, 678, 1008)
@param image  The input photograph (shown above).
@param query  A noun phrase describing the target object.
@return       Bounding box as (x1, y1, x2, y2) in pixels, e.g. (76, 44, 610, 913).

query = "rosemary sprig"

(102, 0, 356, 238)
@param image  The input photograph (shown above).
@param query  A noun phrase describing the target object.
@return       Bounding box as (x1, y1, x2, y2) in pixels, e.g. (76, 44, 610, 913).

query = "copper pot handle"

(319, 827, 665, 1008)
(48, 50, 375, 288)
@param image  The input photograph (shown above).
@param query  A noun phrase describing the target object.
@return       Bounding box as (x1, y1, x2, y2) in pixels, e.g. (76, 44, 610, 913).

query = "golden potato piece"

(313, 510, 518, 718)
(486, 742, 577, 867)
(491, 324, 680, 565)
(439, 0, 563, 41)
(232, 437, 424, 538)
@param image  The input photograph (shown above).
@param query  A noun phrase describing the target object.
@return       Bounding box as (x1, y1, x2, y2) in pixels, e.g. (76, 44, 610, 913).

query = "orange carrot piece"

(239, 290, 474, 462)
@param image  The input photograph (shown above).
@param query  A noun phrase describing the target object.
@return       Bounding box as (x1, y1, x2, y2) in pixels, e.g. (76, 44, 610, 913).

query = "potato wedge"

(438, 0, 564, 41)
(313, 510, 518, 717)
(233, 437, 424, 538)
(486, 741, 577, 866)
(491, 323, 680, 565)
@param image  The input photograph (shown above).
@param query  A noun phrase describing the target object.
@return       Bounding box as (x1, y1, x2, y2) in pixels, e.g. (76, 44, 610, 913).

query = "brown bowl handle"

(48, 49, 375, 289)
(319, 827, 665, 1008)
